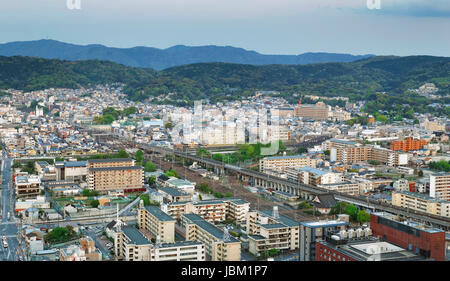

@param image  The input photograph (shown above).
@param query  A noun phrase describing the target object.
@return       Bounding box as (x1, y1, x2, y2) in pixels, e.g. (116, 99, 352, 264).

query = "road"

(0, 152, 24, 261)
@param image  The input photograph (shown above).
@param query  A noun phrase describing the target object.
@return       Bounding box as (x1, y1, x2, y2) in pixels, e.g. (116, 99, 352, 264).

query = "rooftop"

(301, 219, 349, 228)
(319, 237, 428, 261)
(88, 158, 133, 163)
(259, 209, 299, 227)
(262, 155, 309, 160)
(182, 213, 239, 243)
(298, 166, 332, 178)
(144, 205, 176, 222)
(122, 226, 151, 245)
(159, 187, 189, 197)
(372, 212, 444, 234)
(89, 166, 143, 172)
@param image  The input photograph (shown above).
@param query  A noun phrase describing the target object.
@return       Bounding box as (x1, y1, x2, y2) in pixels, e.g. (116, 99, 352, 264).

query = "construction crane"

(298, 95, 303, 106)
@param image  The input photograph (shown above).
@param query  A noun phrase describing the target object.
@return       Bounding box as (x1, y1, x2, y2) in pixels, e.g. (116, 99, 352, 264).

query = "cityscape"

(0, 0, 449, 275)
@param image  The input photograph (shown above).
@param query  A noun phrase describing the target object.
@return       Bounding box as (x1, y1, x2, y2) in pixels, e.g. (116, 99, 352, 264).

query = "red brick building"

(315, 237, 428, 261)
(370, 212, 446, 261)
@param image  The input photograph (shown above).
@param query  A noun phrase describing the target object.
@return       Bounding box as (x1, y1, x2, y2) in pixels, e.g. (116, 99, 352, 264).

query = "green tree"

(136, 150, 144, 163)
(148, 176, 156, 185)
(140, 194, 150, 206)
(90, 200, 100, 208)
(357, 210, 370, 223)
(144, 161, 157, 172)
(164, 169, 179, 178)
(198, 183, 211, 193)
(345, 204, 358, 221)
(116, 150, 129, 158)
(375, 114, 388, 123)
(298, 201, 312, 209)
(165, 122, 174, 129)
(213, 191, 224, 198)
(330, 202, 349, 215)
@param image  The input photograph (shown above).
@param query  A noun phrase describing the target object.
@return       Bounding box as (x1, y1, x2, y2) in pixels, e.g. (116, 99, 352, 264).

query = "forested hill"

(0, 39, 373, 70)
(0, 54, 449, 117)
(125, 55, 450, 102)
(0, 56, 156, 91)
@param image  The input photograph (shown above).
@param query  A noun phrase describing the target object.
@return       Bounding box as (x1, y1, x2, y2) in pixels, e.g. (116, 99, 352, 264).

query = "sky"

(0, 0, 449, 56)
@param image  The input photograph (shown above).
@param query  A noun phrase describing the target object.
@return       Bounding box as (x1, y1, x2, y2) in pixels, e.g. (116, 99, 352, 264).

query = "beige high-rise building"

(327, 139, 408, 166)
(423, 119, 445, 132)
(180, 214, 241, 261)
(115, 226, 152, 261)
(161, 198, 250, 223)
(259, 155, 316, 173)
(294, 103, 329, 120)
(138, 205, 176, 243)
(150, 241, 205, 261)
(87, 158, 143, 192)
(392, 191, 450, 218)
(430, 173, 450, 202)
(246, 208, 300, 256)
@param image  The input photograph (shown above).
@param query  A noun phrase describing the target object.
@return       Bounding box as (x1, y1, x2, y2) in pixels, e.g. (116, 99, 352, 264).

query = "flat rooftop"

(373, 212, 444, 234)
(182, 214, 239, 243)
(122, 226, 151, 245)
(144, 205, 176, 222)
(319, 237, 428, 261)
(88, 158, 133, 163)
(301, 220, 349, 228)
(89, 166, 143, 172)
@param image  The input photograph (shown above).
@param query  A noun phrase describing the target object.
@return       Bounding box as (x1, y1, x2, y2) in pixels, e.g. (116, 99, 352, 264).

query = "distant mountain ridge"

(0, 39, 374, 70)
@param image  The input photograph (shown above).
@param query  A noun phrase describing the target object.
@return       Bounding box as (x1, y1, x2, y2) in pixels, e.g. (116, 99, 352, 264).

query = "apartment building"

(317, 181, 360, 196)
(55, 160, 87, 181)
(115, 226, 152, 261)
(246, 208, 300, 256)
(328, 139, 408, 166)
(294, 103, 329, 120)
(158, 187, 192, 203)
(138, 204, 176, 243)
(392, 190, 450, 218)
(259, 155, 316, 173)
(180, 213, 241, 261)
(161, 198, 250, 224)
(430, 172, 450, 201)
(300, 219, 349, 261)
(15, 174, 41, 198)
(150, 241, 205, 261)
(390, 137, 428, 152)
(423, 119, 445, 132)
(297, 167, 343, 186)
(87, 158, 135, 168)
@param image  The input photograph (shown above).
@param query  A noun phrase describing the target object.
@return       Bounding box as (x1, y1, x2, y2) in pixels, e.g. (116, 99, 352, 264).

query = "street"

(0, 152, 25, 261)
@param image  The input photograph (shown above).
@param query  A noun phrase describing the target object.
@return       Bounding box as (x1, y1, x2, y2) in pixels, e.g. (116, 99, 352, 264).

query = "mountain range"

(0, 39, 374, 70)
